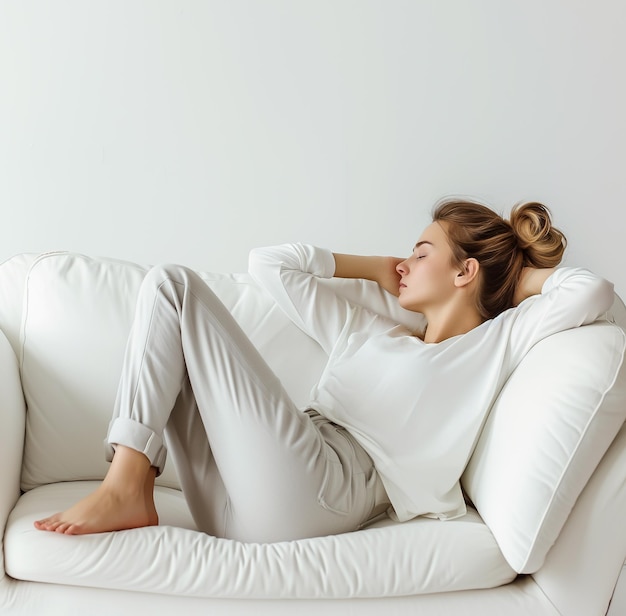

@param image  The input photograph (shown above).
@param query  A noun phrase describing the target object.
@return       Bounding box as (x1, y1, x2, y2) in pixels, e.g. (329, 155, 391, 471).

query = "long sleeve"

(507, 267, 614, 366)
(249, 243, 389, 355)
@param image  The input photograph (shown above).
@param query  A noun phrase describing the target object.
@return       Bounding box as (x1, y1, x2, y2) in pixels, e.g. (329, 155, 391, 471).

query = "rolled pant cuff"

(104, 417, 167, 475)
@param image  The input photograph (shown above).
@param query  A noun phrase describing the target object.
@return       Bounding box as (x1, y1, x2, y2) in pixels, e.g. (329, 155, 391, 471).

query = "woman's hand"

(377, 256, 404, 296)
(333, 253, 404, 296)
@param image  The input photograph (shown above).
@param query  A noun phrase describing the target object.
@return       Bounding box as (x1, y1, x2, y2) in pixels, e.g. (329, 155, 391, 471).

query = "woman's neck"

(421, 305, 484, 343)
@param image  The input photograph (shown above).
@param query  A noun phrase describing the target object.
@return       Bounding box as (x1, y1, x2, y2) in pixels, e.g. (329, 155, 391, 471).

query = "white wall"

(1, 1, 625, 293)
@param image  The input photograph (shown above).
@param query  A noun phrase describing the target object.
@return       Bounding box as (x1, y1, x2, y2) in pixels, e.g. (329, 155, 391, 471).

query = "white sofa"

(1, 251, 625, 616)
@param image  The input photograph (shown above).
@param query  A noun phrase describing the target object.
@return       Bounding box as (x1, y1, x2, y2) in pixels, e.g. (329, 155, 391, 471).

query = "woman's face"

(396, 221, 461, 313)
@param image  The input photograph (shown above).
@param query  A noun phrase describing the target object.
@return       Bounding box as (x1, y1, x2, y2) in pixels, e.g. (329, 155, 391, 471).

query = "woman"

(34, 199, 614, 541)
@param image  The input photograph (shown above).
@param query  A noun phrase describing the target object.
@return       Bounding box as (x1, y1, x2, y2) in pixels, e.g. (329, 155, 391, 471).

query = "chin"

(398, 296, 420, 313)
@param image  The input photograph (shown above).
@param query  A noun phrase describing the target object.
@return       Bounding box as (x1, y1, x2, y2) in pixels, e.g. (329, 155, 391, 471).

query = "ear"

(454, 258, 480, 288)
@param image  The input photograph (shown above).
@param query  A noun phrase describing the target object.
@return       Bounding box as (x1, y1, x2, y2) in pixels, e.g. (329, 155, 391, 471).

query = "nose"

(396, 259, 407, 275)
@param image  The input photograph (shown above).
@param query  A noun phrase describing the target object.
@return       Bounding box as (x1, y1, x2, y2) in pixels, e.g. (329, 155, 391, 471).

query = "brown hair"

(432, 198, 567, 321)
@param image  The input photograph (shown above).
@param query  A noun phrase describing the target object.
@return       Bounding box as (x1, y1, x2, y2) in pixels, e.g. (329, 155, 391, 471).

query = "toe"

(34, 515, 58, 531)
(54, 521, 72, 534)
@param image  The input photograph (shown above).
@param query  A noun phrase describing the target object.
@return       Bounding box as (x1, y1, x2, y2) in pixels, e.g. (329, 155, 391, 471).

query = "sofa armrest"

(0, 329, 26, 577)
(531, 421, 626, 616)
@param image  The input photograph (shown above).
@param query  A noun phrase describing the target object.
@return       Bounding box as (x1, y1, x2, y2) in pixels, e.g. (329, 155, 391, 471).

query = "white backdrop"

(1, 1, 625, 294)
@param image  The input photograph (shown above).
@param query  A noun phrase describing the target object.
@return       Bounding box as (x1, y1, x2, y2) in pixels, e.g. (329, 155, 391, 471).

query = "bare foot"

(34, 445, 159, 535)
(34, 482, 158, 535)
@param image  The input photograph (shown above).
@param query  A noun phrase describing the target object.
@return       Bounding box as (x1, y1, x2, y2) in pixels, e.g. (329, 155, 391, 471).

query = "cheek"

(428, 258, 456, 280)
(418, 261, 441, 282)
(422, 263, 455, 293)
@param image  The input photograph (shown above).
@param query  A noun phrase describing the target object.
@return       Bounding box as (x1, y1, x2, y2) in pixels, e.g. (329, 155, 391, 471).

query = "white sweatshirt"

(248, 243, 614, 522)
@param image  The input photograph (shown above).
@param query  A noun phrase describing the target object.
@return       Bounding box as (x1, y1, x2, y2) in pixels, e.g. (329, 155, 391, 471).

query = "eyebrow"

(413, 240, 434, 250)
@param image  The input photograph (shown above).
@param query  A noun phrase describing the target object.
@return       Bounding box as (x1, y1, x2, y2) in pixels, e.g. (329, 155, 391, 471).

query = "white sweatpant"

(104, 265, 388, 542)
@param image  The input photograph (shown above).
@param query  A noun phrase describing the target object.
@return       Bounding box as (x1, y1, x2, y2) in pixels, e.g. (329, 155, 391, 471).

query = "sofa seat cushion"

(5, 482, 516, 599)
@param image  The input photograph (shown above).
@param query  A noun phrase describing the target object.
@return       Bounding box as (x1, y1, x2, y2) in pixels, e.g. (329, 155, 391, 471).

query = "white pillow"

(19, 253, 161, 490)
(20, 252, 328, 491)
(462, 319, 626, 573)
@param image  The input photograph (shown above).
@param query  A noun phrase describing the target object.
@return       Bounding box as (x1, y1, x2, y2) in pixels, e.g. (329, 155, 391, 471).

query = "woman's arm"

(333, 253, 404, 297)
(508, 267, 614, 367)
(513, 267, 557, 306)
(249, 244, 386, 354)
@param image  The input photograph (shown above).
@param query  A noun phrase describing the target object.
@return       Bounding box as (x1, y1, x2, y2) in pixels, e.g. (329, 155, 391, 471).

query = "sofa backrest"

(0, 253, 37, 356)
(1, 251, 625, 577)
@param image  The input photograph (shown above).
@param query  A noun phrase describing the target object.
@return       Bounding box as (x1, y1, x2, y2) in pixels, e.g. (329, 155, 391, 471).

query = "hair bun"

(509, 202, 566, 268)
